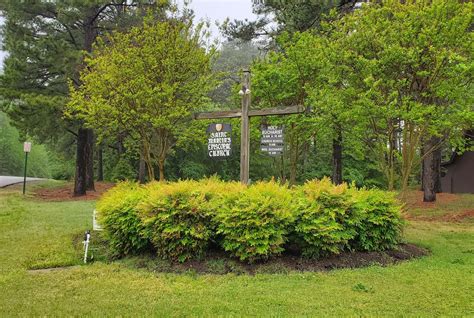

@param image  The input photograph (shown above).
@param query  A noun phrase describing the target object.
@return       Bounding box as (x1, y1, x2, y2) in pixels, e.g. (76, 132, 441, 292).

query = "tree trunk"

(158, 159, 165, 182)
(73, 6, 99, 195)
(86, 129, 95, 191)
(420, 142, 424, 191)
(97, 144, 104, 182)
(433, 145, 442, 193)
(422, 137, 437, 202)
(332, 130, 343, 185)
(289, 126, 298, 186)
(138, 151, 146, 184)
(280, 155, 286, 184)
(74, 128, 88, 196)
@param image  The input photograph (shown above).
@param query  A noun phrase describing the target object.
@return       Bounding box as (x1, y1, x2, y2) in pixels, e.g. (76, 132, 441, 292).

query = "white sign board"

(23, 142, 32, 153)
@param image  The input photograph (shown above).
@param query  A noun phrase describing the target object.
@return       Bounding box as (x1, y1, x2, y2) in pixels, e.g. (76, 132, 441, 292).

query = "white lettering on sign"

(207, 127, 232, 158)
(260, 125, 284, 156)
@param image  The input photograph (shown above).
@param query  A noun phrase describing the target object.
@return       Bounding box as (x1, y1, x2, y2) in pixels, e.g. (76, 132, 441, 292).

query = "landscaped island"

(97, 178, 405, 265)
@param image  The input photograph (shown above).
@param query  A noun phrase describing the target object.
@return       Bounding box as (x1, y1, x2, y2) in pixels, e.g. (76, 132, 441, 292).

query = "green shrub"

(97, 178, 404, 263)
(292, 178, 359, 257)
(96, 182, 150, 257)
(349, 188, 404, 251)
(110, 158, 136, 182)
(215, 181, 294, 262)
(139, 179, 224, 262)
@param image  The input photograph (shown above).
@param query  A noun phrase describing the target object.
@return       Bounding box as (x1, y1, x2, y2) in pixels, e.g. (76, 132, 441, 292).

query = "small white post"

(83, 231, 91, 264)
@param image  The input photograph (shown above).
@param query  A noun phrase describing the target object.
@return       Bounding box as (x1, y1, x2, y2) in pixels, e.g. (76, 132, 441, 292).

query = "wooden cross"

(194, 70, 305, 184)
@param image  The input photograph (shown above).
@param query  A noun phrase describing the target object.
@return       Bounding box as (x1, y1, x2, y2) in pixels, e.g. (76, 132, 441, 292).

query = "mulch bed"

(402, 191, 474, 222)
(406, 210, 474, 223)
(34, 182, 115, 201)
(403, 191, 459, 209)
(131, 243, 428, 275)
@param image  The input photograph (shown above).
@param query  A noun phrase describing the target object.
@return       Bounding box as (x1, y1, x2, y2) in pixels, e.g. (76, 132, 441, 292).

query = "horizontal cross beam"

(194, 105, 306, 120)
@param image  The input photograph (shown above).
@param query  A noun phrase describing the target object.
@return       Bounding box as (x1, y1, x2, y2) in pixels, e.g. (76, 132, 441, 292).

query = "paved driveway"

(0, 176, 46, 188)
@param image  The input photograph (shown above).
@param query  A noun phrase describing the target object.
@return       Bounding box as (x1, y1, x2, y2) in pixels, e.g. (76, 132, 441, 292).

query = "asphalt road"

(0, 176, 46, 188)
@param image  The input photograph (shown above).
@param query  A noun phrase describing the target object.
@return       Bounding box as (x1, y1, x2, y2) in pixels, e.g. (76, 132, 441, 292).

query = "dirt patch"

(34, 182, 115, 201)
(128, 243, 428, 275)
(28, 265, 81, 274)
(407, 210, 474, 223)
(404, 191, 459, 209)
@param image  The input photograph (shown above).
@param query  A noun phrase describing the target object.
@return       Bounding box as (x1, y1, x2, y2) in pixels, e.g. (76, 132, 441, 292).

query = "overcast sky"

(0, 0, 256, 70)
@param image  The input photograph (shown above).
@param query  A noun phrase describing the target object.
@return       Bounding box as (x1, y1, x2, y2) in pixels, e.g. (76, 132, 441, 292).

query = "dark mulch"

(34, 182, 115, 201)
(127, 243, 428, 275)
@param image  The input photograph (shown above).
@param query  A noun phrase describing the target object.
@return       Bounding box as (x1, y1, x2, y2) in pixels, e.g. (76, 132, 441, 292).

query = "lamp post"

(23, 142, 32, 195)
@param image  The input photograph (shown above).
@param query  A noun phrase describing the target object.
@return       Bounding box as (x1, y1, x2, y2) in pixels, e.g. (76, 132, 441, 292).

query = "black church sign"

(207, 123, 232, 158)
(261, 125, 284, 156)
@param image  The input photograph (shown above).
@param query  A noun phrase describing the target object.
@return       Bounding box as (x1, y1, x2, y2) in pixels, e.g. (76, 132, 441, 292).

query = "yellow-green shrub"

(97, 178, 404, 263)
(96, 181, 150, 256)
(348, 188, 404, 251)
(292, 178, 359, 257)
(139, 178, 227, 262)
(215, 181, 294, 262)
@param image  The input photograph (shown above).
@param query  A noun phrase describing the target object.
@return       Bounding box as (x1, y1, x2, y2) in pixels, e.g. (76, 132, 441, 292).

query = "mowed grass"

(0, 186, 473, 316)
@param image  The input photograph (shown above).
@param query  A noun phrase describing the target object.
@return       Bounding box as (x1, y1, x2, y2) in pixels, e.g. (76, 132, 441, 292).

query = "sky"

(187, 0, 256, 37)
(0, 0, 256, 70)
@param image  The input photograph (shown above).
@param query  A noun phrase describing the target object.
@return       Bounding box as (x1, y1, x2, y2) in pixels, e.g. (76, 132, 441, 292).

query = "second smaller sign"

(260, 125, 284, 156)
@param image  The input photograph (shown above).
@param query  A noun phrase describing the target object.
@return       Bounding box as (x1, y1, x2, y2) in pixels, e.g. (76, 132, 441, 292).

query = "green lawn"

(0, 186, 473, 316)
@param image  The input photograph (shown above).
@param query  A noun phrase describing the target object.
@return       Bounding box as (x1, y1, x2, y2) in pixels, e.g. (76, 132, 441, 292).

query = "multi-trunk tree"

(67, 16, 216, 181)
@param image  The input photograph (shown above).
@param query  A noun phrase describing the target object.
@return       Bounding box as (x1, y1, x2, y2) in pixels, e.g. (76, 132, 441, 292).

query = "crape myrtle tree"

(330, 0, 473, 199)
(0, 0, 169, 195)
(250, 0, 473, 196)
(67, 15, 216, 181)
(251, 31, 367, 186)
(251, 36, 321, 185)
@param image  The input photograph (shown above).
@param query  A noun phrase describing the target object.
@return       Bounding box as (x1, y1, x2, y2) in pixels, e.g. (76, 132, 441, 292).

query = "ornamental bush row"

(96, 177, 404, 263)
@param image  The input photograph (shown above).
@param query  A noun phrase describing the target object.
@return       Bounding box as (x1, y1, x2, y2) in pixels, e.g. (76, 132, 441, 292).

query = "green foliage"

(96, 182, 150, 257)
(292, 178, 404, 257)
(0, 112, 51, 178)
(97, 178, 404, 263)
(67, 15, 217, 181)
(139, 180, 220, 262)
(215, 181, 294, 262)
(110, 158, 136, 182)
(292, 178, 358, 257)
(249, 0, 474, 191)
(349, 188, 404, 251)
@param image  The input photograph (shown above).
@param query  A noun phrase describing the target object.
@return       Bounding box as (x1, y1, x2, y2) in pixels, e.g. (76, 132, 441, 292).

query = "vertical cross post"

(240, 70, 251, 185)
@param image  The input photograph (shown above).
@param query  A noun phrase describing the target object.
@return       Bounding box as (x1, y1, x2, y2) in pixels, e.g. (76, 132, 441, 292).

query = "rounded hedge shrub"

(348, 188, 404, 251)
(96, 181, 150, 257)
(215, 181, 294, 262)
(292, 178, 360, 257)
(139, 179, 227, 262)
